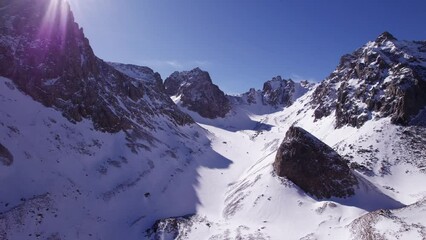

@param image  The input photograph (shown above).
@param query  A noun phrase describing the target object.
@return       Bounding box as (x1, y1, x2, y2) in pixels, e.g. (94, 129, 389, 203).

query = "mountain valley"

(1, 1, 426, 239)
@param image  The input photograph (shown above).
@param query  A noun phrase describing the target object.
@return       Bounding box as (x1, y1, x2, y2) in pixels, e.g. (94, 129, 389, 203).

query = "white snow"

(165, 82, 426, 239)
(1, 74, 426, 239)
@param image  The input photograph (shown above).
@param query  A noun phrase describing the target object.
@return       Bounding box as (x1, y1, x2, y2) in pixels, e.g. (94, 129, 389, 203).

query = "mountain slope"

(0, 1, 230, 239)
(147, 34, 426, 240)
(0, 0, 193, 134)
(312, 32, 426, 128)
(1, 1, 425, 239)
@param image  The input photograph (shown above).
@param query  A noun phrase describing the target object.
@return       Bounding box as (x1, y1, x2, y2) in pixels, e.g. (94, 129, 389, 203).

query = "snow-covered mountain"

(0, 1, 224, 239)
(240, 76, 313, 107)
(1, 0, 426, 239)
(147, 33, 426, 239)
(312, 32, 426, 128)
(164, 70, 313, 121)
(164, 68, 231, 119)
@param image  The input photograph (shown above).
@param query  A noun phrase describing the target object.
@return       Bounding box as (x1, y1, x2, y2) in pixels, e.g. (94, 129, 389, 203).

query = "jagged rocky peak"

(375, 31, 397, 43)
(108, 62, 165, 92)
(239, 76, 312, 107)
(312, 32, 426, 128)
(164, 67, 212, 96)
(0, 0, 98, 79)
(0, 0, 193, 135)
(273, 126, 358, 199)
(245, 88, 258, 104)
(164, 67, 231, 119)
(262, 76, 295, 106)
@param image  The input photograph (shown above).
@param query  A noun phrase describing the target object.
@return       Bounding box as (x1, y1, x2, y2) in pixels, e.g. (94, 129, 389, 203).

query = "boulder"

(273, 126, 358, 199)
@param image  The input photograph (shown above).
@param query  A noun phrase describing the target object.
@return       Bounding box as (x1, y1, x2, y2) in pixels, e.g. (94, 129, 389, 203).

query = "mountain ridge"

(1, 1, 426, 239)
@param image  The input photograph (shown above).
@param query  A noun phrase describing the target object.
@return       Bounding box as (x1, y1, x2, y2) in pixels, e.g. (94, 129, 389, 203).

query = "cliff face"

(0, 0, 193, 133)
(312, 32, 426, 128)
(262, 76, 312, 107)
(164, 68, 231, 119)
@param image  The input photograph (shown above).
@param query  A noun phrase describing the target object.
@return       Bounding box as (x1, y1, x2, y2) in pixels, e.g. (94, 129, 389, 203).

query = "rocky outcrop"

(262, 76, 294, 106)
(145, 215, 192, 240)
(273, 126, 358, 199)
(262, 76, 297, 106)
(312, 32, 426, 128)
(0, 0, 193, 135)
(0, 143, 13, 166)
(145, 215, 213, 240)
(164, 68, 231, 118)
(350, 199, 426, 240)
(238, 76, 312, 108)
(108, 62, 165, 93)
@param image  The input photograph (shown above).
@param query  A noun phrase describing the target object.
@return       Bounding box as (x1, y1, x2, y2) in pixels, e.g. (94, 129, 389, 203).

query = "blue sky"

(68, 0, 426, 94)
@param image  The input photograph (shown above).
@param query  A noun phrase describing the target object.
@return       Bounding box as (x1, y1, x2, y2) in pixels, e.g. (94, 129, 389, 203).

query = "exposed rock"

(350, 199, 426, 240)
(262, 76, 296, 106)
(238, 76, 312, 108)
(273, 126, 358, 199)
(375, 31, 397, 43)
(145, 215, 214, 240)
(108, 62, 165, 93)
(0, 143, 13, 166)
(311, 32, 426, 128)
(246, 88, 258, 104)
(145, 215, 193, 240)
(0, 193, 54, 239)
(164, 68, 231, 118)
(0, 0, 193, 136)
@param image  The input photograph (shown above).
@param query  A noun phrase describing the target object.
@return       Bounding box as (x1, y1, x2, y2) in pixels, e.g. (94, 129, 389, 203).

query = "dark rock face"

(312, 32, 426, 128)
(246, 88, 258, 104)
(0, 0, 193, 135)
(273, 126, 358, 199)
(0, 144, 13, 166)
(262, 76, 296, 106)
(239, 76, 312, 108)
(164, 68, 231, 118)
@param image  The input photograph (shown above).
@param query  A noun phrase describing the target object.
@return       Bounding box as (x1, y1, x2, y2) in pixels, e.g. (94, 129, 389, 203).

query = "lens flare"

(38, 0, 71, 49)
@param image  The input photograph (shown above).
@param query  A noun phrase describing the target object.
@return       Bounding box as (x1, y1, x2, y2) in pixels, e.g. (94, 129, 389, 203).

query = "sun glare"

(39, 0, 71, 47)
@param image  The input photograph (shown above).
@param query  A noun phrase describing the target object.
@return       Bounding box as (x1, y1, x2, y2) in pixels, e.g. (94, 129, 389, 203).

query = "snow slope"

(1, 1, 425, 237)
(0, 76, 232, 240)
(157, 84, 426, 240)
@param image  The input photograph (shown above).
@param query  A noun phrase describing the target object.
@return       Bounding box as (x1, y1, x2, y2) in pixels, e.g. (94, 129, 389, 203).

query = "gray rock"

(164, 68, 231, 119)
(0, 144, 13, 166)
(262, 76, 296, 106)
(239, 76, 312, 108)
(311, 32, 426, 128)
(0, 0, 193, 136)
(273, 126, 358, 199)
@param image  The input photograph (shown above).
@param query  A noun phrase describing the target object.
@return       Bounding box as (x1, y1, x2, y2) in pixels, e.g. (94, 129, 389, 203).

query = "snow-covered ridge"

(0, 75, 227, 239)
(107, 62, 164, 86)
(148, 75, 426, 239)
(234, 76, 314, 108)
(312, 32, 426, 128)
(1, 1, 426, 238)
(147, 33, 426, 239)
